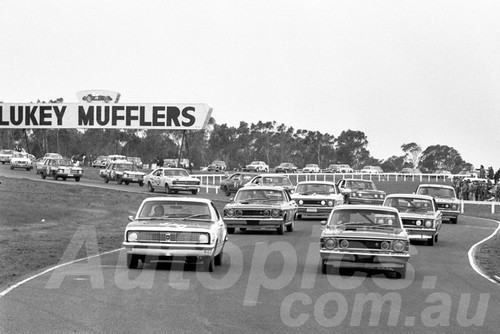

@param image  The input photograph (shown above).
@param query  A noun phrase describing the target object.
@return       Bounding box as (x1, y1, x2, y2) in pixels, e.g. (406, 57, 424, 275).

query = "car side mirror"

(128, 215, 134, 222)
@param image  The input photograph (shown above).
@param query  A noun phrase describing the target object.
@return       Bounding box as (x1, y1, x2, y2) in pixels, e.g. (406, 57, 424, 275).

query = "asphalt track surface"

(1, 167, 499, 333)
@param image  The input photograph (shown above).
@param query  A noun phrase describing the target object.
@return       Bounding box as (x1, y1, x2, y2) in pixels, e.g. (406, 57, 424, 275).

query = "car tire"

(62, 176, 67, 181)
(104, 177, 109, 183)
(277, 221, 285, 235)
(165, 184, 172, 194)
(227, 227, 235, 234)
(214, 246, 224, 266)
(434, 234, 438, 243)
(75, 177, 80, 182)
(125, 181, 130, 185)
(191, 189, 198, 195)
(321, 260, 328, 274)
(427, 237, 435, 246)
(393, 265, 406, 279)
(204, 256, 215, 272)
(53, 172, 58, 180)
(139, 181, 144, 187)
(127, 254, 140, 269)
(451, 218, 458, 224)
(10, 165, 13, 170)
(147, 182, 155, 192)
(41, 172, 46, 179)
(223, 186, 230, 196)
(286, 220, 294, 232)
(117, 177, 123, 185)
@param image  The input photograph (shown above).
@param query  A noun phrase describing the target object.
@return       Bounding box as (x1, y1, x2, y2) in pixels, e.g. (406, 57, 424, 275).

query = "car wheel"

(104, 177, 109, 183)
(53, 172, 58, 180)
(10, 165, 13, 170)
(165, 184, 172, 194)
(286, 220, 294, 232)
(62, 176, 67, 181)
(427, 237, 435, 246)
(203, 256, 215, 272)
(321, 260, 328, 274)
(227, 227, 235, 234)
(214, 245, 224, 266)
(191, 189, 198, 195)
(117, 176, 123, 185)
(41, 172, 46, 179)
(124, 181, 130, 185)
(223, 186, 231, 196)
(147, 182, 155, 192)
(139, 181, 144, 187)
(75, 177, 80, 182)
(277, 221, 285, 235)
(451, 218, 458, 224)
(393, 265, 406, 279)
(435, 234, 439, 242)
(127, 254, 140, 269)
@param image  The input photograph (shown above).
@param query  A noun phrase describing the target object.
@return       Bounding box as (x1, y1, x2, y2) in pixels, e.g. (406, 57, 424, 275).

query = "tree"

(335, 130, 371, 170)
(401, 142, 422, 168)
(381, 155, 406, 172)
(419, 145, 465, 173)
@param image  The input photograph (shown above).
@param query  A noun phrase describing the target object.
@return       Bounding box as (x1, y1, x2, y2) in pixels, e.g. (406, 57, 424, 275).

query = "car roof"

(385, 193, 435, 201)
(333, 204, 399, 212)
(141, 197, 212, 204)
(296, 180, 336, 186)
(238, 185, 286, 191)
(418, 184, 454, 189)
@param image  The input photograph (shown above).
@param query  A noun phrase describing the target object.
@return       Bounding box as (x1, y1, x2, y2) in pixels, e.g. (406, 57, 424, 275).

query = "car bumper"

(348, 198, 384, 205)
(171, 185, 200, 191)
(11, 163, 32, 168)
(404, 228, 437, 240)
(123, 242, 216, 258)
(297, 207, 333, 219)
(224, 218, 284, 229)
(441, 211, 459, 220)
(320, 250, 409, 269)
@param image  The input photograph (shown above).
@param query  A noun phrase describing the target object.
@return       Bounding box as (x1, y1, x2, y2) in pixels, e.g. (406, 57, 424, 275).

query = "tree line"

(0, 118, 471, 173)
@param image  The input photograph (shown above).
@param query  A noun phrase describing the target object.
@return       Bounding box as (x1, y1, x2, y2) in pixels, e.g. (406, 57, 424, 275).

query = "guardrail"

(192, 172, 455, 187)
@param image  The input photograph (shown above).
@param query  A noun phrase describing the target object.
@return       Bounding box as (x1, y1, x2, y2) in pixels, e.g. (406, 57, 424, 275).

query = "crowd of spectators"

(452, 165, 500, 202)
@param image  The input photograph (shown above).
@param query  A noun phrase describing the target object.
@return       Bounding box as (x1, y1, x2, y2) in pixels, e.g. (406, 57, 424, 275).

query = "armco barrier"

(194, 172, 500, 216)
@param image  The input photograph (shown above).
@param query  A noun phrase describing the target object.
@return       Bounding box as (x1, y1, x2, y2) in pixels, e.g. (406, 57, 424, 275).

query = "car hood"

(225, 201, 285, 209)
(398, 212, 436, 220)
(292, 193, 341, 199)
(127, 219, 214, 229)
(322, 227, 408, 239)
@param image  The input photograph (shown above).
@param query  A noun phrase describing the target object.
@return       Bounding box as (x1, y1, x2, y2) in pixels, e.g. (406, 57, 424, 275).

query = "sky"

(1, 0, 500, 169)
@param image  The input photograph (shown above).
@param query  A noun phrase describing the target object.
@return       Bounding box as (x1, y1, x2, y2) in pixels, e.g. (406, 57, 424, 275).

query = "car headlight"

(264, 210, 270, 217)
(380, 194, 385, 199)
(416, 220, 422, 226)
(235, 210, 243, 217)
(123, 173, 129, 178)
(374, 194, 379, 198)
(271, 209, 281, 218)
(327, 200, 334, 207)
(324, 238, 337, 250)
(380, 241, 390, 250)
(198, 234, 209, 244)
(393, 240, 406, 252)
(424, 220, 433, 228)
(225, 209, 234, 218)
(128, 232, 138, 242)
(339, 239, 349, 249)
(452, 204, 459, 210)
(351, 192, 358, 197)
(321, 200, 326, 206)
(298, 200, 304, 205)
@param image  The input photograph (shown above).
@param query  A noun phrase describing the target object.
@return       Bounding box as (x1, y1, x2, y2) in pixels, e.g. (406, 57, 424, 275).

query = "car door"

(211, 202, 226, 253)
(283, 189, 298, 222)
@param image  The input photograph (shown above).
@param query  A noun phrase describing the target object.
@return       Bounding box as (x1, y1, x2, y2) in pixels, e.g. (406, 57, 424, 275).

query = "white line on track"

(0, 248, 123, 298)
(467, 217, 500, 286)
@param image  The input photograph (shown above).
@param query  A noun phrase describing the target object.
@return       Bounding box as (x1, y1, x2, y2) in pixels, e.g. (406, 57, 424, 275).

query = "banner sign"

(0, 103, 213, 130)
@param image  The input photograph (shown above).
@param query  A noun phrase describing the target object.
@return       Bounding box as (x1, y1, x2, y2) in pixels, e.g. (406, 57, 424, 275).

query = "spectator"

(495, 168, 500, 184)
(158, 156, 164, 167)
(488, 166, 494, 180)
(479, 165, 486, 179)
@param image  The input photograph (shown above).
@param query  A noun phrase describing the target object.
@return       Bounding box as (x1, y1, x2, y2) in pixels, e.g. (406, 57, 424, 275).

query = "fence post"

(461, 200, 464, 213)
(492, 202, 495, 214)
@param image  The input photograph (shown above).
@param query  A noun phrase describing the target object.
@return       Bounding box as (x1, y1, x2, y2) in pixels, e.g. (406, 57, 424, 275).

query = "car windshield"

(255, 176, 292, 186)
(13, 153, 28, 158)
(417, 187, 455, 199)
(56, 159, 73, 166)
(345, 180, 376, 190)
(235, 189, 284, 202)
(305, 164, 317, 168)
(296, 183, 336, 194)
(329, 208, 401, 229)
(384, 197, 434, 213)
(115, 163, 136, 171)
(1, 150, 13, 154)
(164, 169, 189, 177)
(137, 201, 211, 220)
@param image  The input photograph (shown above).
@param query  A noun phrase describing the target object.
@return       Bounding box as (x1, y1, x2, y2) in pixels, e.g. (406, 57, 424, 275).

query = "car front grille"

(136, 231, 204, 243)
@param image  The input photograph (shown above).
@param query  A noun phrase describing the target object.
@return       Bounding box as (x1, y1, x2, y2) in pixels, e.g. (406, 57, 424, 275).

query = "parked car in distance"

(244, 161, 269, 172)
(10, 152, 34, 171)
(360, 166, 384, 174)
(0, 149, 15, 164)
(39, 158, 84, 181)
(34, 157, 45, 173)
(207, 160, 227, 172)
(223, 186, 298, 235)
(219, 172, 258, 196)
(144, 167, 201, 194)
(319, 205, 410, 278)
(92, 155, 108, 168)
(275, 162, 298, 173)
(245, 174, 295, 193)
(100, 161, 146, 186)
(337, 179, 386, 205)
(302, 164, 321, 173)
(123, 197, 227, 272)
(326, 164, 354, 173)
(415, 184, 459, 224)
(43, 152, 63, 159)
(383, 193, 442, 246)
(400, 168, 422, 174)
(291, 181, 344, 220)
(127, 157, 143, 169)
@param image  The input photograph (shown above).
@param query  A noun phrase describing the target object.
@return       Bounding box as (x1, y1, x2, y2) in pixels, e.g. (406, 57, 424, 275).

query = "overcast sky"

(1, 1, 500, 169)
